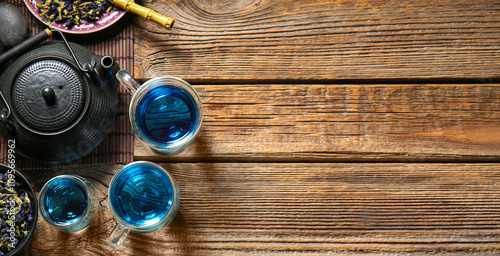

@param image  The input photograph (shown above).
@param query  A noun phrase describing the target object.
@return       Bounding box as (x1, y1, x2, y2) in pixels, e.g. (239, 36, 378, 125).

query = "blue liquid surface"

(42, 179, 88, 225)
(136, 85, 199, 144)
(109, 164, 174, 227)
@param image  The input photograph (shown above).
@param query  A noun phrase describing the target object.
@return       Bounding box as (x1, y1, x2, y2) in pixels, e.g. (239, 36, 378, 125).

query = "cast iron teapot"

(0, 29, 119, 163)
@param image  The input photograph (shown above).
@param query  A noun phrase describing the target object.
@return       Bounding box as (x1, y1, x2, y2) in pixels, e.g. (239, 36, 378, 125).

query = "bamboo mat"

(0, 1, 134, 169)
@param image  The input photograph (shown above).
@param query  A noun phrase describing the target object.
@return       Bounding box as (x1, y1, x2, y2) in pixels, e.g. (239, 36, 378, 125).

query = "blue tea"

(109, 162, 176, 228)
(135, 85, 200, 145)
(41, 178, 88, 225)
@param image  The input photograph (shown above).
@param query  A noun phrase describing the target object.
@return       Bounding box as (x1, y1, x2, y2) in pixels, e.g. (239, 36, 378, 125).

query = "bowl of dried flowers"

(0, 165, 37, 256)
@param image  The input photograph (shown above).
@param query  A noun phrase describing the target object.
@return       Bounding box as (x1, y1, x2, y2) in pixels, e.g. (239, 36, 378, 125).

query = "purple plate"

(23, 0, 126, 34)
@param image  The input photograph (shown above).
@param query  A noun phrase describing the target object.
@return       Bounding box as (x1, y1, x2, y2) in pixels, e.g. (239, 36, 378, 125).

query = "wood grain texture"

(133, 0, 500, 81)
(12, 1, 500, 255)
(134, 84, 500, 162)
(22, 163, 500, 255)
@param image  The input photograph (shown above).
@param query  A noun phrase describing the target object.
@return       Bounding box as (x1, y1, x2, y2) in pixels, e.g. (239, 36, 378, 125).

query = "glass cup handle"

(108, 222, 130, 247)
(115, 69, 142, 95)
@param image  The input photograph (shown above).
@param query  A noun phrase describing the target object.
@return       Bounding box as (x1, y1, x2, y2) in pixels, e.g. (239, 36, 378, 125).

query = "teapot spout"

(101, 55, 116, 69)
(95, 55, 120, 89)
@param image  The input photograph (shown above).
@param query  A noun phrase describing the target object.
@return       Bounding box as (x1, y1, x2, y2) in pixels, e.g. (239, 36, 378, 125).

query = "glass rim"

(38, 175, 94, 228)
(107, 161, 179, 230)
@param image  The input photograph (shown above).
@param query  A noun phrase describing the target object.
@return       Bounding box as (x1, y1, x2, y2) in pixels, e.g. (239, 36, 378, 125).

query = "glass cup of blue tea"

(39, 175, 97, 232)
(116, 70, 203, 155)
(107, 161, 180, 247)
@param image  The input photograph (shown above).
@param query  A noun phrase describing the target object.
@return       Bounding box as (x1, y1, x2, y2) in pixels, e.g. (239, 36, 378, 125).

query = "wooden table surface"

(23, 0, 500, 255)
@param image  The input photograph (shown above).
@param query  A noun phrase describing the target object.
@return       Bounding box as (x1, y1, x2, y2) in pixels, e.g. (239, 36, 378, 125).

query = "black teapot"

(0, 29, 119, 163)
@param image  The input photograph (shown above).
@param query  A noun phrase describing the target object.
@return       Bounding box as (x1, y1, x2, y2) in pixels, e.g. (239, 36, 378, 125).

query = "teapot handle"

(116, 69, 142, 95)
(0, 29, 53, 69)
(0, 91, 14, 133)
(0, 91, 11, 121)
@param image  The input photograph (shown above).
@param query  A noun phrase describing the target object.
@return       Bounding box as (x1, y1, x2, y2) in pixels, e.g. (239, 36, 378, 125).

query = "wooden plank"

(23, 163, 500, 255)
(133, 0, 500, 81)
(134, 84, 500, 162)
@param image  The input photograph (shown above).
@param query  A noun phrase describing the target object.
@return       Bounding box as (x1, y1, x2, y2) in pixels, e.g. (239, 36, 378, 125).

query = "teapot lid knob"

(41, 87, 56, 105)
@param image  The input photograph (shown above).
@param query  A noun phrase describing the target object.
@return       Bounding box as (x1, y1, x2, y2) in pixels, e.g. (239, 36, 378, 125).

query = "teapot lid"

(12, 59, 86, 132)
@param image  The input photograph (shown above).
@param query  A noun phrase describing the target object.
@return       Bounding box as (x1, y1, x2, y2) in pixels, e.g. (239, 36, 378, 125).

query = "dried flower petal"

(0, 171, 34, 253)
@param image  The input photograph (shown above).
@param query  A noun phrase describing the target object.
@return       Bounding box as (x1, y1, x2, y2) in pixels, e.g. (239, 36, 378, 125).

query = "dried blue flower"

(34, 0, 117, 28)
(0, 171, 34, 254)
